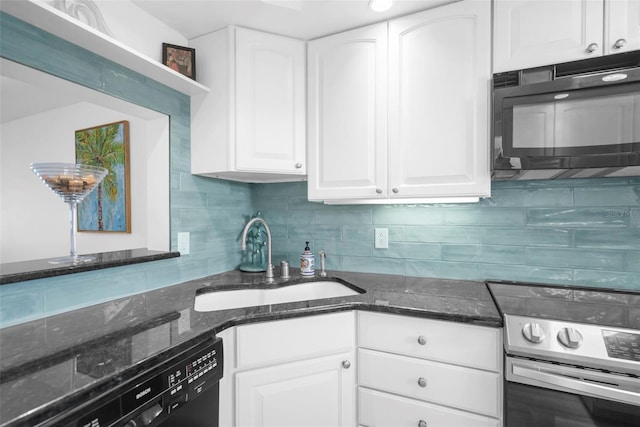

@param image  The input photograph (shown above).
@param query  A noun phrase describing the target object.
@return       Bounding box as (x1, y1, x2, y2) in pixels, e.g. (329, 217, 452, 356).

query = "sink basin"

(194, 280, 363, 312)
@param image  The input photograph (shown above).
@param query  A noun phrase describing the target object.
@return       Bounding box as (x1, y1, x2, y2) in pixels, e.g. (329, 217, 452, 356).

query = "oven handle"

(507, 357, 640, 406)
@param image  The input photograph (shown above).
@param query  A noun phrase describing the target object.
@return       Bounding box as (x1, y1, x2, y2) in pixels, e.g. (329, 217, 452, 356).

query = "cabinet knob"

(418, 421, 427, 427)
(418, 377, 427, 388)
(585, 42, 599, 53)
(342, 360, 351, 369)
(376, 188, 383, 194)
(295, 163, 303, 169)
(613, 38, 627, 49)
(417, 335, 427, 346)
(392, 187, 399, 194)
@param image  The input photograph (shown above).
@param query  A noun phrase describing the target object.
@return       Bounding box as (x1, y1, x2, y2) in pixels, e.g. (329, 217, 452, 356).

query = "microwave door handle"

(510, 361, 640, 406)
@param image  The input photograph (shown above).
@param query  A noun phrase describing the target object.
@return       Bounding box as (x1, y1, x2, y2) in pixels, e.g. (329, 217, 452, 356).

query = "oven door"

(505, 357, 640, 427)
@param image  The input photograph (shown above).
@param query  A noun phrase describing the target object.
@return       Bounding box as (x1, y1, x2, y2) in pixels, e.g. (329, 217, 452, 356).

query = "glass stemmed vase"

(31, 162, 108, 264)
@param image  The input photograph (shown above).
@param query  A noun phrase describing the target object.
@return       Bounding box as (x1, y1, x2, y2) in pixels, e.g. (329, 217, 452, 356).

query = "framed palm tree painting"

(75, 120, 131, 233)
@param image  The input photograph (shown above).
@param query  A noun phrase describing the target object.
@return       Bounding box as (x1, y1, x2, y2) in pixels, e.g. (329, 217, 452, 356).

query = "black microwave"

(492, 51, 640, 180)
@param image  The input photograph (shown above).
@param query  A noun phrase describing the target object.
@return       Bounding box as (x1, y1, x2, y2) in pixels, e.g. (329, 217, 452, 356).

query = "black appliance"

(48, 337, 223, 427)
(492, 50, 640, 180)
(488, 281, 640, 427)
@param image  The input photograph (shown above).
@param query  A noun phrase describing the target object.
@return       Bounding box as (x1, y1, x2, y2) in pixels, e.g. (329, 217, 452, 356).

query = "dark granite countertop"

(0, 269, 501, 426)
(0, 249, 181, 285)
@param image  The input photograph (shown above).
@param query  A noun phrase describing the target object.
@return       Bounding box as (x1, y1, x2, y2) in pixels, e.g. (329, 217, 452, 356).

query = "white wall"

(0, 102, 169, 263)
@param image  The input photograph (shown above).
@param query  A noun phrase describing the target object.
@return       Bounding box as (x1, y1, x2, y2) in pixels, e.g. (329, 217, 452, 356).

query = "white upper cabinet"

(494, 0, 640, 72)
(387, 1, 491, 200)
(307, 23, 388, 201)
(307, 0, 491, 203)
(190, 26, 306, 182)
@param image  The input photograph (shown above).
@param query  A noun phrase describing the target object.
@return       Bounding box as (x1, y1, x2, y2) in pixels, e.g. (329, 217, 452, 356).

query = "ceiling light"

(369, 0, 393, 12)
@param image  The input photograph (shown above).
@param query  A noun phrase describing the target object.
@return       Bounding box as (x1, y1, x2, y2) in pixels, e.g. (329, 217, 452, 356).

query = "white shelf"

(0, 0, 209, 96)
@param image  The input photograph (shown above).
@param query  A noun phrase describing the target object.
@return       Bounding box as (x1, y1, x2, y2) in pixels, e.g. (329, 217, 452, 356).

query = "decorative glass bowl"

(31, 162, 108, 264)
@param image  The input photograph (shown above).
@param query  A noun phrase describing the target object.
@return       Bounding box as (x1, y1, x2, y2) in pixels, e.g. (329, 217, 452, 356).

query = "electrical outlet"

(177, 232, 190, 255)
(374, 228, 389, 249)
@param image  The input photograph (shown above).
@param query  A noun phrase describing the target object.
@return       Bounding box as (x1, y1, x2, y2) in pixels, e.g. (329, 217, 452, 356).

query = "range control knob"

(558, 327, 583, 349)
(522, 322, 545, 343)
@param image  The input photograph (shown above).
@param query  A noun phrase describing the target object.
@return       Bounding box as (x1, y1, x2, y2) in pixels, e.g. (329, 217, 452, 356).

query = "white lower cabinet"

(236, 351, 356, 427)
(218, 310, 502, 427)
(218, 312, 357, 427)
(357, 312, 503, 427)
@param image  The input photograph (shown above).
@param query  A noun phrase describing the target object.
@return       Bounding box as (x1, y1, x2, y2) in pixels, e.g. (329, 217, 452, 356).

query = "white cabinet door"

(307, 23, 388, 201)
(236, 28, 306, 174)
(494, 0, 604, 72)
(387, 0, 491, 199)
(190, 26, 305, 183)
(236, 351, 356, 427)
(605, 0, 640, 54)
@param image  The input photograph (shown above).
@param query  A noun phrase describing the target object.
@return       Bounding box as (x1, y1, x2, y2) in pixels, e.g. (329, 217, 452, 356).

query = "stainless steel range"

(487, 281, 640, 427)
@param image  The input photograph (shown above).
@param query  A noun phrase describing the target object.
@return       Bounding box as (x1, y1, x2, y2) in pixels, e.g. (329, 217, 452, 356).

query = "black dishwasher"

(48, 337, 223, 427)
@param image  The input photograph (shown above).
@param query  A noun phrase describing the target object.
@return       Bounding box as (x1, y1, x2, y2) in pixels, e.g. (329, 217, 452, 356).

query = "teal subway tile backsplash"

(2, 14, 640, 329)
(405, 226, 481, 244)
(343, 256, 405, 276)
(443, 207, 525, 226)
(372, 206, 444, 225)
(525, 247, 625, 271)
(626, 252, 640, 273)
(479, 187, 573, 207)
(574, 185, 640, 207)
(252, 178, 640, 292)
(575, 229, 640, 250)
(442, 244, 525, 265)
(481, 227, 571, 247)
(527, 208, 630, 227)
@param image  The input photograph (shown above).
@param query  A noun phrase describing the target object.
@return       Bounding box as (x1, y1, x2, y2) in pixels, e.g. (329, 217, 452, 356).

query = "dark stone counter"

(0, 269, 501, 426)
(0, 249, 180, 285)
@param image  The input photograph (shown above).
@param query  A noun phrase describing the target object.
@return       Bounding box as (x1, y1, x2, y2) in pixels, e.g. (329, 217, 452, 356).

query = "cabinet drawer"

(359, 387, 500, 427)
(236, 312, 355, 368)
(358, 349, 501, 418)
(358, 311, 501, 372)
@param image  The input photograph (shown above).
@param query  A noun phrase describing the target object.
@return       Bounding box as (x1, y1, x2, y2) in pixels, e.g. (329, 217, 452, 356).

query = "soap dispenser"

(300, 241, 315, 276)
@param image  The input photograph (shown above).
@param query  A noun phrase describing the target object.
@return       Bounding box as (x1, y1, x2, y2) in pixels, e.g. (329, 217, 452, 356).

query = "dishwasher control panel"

(60, 337, 223, 427)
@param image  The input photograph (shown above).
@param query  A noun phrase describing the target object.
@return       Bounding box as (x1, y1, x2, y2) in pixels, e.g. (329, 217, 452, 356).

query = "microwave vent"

(555, 50, 640, 78)
(493, 71, 519, 88)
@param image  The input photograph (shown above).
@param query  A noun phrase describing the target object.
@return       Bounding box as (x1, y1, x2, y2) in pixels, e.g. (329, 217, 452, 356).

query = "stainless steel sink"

(194, 280, 363, 312)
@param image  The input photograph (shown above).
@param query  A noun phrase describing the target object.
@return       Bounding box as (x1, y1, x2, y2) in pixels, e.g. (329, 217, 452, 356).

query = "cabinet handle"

(375, 188, 383, 194)
(585, 42, 599, 53)
(392, 187, 399, 194)
(613, 38, 627, 50)
(418, 377, 427, 387)
(295, 163, 303, 169)
(418, 420, 427, 427)
(417, 335, 427, 346)
(342, 360, 351, 369)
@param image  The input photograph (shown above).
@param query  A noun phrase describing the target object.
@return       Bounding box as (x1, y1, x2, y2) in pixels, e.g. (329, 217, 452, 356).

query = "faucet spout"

(240, 217, 274, 283)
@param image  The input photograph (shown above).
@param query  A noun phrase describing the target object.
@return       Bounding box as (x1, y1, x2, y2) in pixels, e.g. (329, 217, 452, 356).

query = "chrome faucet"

(241, 217, 274, 283)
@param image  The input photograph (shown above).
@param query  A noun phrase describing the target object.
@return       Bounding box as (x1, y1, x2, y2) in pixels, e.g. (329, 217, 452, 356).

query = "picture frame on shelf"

(162, 43, 196, 80)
